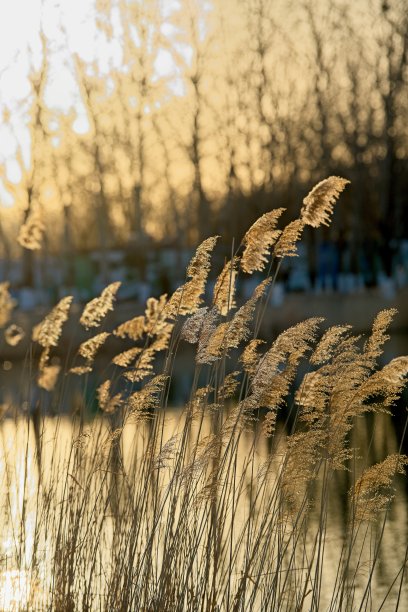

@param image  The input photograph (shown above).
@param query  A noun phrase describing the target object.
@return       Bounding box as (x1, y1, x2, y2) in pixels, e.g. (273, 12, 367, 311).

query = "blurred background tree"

(0, 0, 407, 294)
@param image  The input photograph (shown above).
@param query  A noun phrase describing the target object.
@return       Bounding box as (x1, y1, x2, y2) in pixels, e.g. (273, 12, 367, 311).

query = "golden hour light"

(0, 571, 31, 611)
(0, 0, 407, 609)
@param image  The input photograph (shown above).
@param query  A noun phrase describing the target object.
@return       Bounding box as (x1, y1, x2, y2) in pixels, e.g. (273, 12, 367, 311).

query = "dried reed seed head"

(17, 212, 45, 250)
(0, 282, 16, 328)
(258, 367, 296, 415)
(181, 307, 208, 344)
(4, 324, 25, 346)
(213, 258, 237, 315)
(223, 396, 258, 436)
(225, 278, 272, 349)
(189, 385, 214, 418)
(117, 328, 171, 374)
(364, 308, 398, 362)
(161, 236, 219, 318)
(253, 317, 323, 390)
(97, 379, 111, 408)
(127, 374, 168, 419)
(241, 208, 286, 273)
(328, 361, 373, 421)
(144, 294, 168, 334)
(33, 296, 73, 348)
(180, 277, 207, 313)
(195, 307, 220, 360)
(114, 315, 145, 341)
(218, 371, 240, 400)
(161, 287, 182, 320)
(310, 325, 353, 365)
(80, 281, 121, 329)
(330, 336, 363, 373)
(105, 393, 123, 414)
(145, 295, 165, 322)
(197, 321, 230, 363)
(281, 430, 323, 510)
(180, 434, 220, 484)
(38, 364, 61, 392)
(186, 235, 219, 278)
(351, 356, 408, 414)
(97, 380, 123, 414)
(381, 355, 408, 384)
(73, 431, 91, 450)
(311, 345, 407, 469)
(194, 477, 220, 506)
(296, 370, 330, 416)
(78, 332, 110, 361)
(123, 347, 156, 382)
(273, 219, 305, 258)
(351, 454, 408, 521)
(263, 410, 278, 437)
(108, 428, 123, 443)
(251, 320, 324, 431)
(240, 339, 266, 376)
(301, 176, 350, 228)
(154, 434, 180, 470)
(164, 277, 205, 317)
(131, 373, 168, 407)
(149, 323, 173, 351)
(101, 428, 123, 455)
(112, 346, 143, 367)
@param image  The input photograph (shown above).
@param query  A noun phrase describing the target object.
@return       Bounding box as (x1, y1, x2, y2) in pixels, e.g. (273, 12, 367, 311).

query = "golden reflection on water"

(0, 413, 406, 610)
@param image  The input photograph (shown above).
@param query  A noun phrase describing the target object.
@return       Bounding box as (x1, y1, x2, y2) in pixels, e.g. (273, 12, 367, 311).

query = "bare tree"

(375, 0, 408, 271)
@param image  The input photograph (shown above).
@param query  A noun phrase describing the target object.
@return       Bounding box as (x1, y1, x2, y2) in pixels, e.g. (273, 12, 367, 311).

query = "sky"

(0, 0, 185, 206)
(0, 0, 95, 204)
(0, 0, 184, 111)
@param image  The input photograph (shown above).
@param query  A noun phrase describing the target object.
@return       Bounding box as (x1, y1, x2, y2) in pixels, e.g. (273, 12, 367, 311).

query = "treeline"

(0, 0, 407, 284)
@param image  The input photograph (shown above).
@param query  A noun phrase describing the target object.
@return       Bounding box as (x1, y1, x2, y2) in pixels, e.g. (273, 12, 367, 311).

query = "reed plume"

(3, 175, 408, 611)
(80, 332, 110, 360)
(251, 318, 323, 435)
(127, 374, 168, 422)
(240, 339, 265, 377)
(310, 324, 353, 365)
(351, 454, 408, 521)
(33, 296, 73, 348)
(225, 278, 271, 347)
(364, 307, 398, 363)
(112, 346, 143, 367)
(301, 176, 350, 227)
(80, 281, 121, 329)
(114, 315, 145, 341)
(123, 347, 156, 382)
(213, 258, 237, 315)
(97, 380, 123, 414)
(195, 279, 271, 364)
(241, 209, 285, 273)
(69, 332, 111, 375)
(180, 307, 208, 344)
(164, 236, 219, 317)
(274, 219, 305, 257)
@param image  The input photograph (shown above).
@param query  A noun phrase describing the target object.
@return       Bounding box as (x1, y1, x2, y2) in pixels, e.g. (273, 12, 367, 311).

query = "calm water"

(0, 331, 407, 609)
(0, 410, 407, 611)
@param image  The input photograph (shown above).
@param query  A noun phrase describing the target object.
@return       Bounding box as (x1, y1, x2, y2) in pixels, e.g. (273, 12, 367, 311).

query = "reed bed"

(0, 177, 407, 611)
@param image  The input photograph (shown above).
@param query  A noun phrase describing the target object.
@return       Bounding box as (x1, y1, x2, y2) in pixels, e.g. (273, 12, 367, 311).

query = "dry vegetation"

(1, 177, 408, 610)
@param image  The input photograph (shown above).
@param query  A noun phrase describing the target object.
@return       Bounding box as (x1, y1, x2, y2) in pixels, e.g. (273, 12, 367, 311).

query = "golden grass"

(0, 176, 407, 610)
